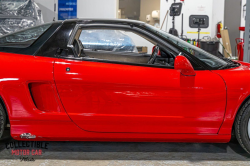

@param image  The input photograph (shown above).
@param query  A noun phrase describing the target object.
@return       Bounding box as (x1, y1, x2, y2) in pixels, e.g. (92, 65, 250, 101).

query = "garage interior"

(0, 0, 250, 165)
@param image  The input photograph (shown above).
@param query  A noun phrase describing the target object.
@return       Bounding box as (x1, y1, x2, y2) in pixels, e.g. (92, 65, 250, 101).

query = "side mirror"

(174, 55, 196, 76)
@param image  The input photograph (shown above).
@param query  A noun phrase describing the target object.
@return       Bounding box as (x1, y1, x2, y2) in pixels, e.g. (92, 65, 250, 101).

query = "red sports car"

(0, 19, 250, 154)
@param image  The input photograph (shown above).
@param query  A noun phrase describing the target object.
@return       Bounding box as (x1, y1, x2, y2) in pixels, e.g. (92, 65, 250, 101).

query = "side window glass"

(73, 28, 175, 67)
(79, 29, 154, 55)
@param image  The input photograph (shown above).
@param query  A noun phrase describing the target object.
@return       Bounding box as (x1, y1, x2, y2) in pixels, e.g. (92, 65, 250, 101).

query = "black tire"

(230, 127, 238, 143)
(235, 99, 250, 154)
(0, 103, 6, 139)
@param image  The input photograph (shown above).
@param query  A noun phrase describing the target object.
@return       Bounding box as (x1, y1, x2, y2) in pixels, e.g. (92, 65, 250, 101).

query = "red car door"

(54, 59, 226, 134)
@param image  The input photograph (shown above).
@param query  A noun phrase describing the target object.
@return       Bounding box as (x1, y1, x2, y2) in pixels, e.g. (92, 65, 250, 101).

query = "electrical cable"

(161, 10, 169, 30)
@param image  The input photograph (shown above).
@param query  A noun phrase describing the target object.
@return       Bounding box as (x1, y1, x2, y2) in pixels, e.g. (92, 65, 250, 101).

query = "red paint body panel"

(174, 55, 196, 76)
(29, 83, 60, 112)
(1, 52, 250, 143)
(10, 121, 231, 143)
(0, 53, 70, 122)
(215, 62, 250, 135)
(54, 59, 226, 134)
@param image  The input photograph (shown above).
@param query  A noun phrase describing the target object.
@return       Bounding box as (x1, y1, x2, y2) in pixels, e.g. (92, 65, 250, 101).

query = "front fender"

(214, 63, 250, 135)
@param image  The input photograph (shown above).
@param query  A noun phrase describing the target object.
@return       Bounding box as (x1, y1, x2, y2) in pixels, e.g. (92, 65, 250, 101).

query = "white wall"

(211, 0, 225, 37)
(241, 0, 247, 38)
(160, 0, 214, 39)
(35, 0, 119, 22)
(160, 0, 225, 39)
(77, 0, 118, 19)
(34, 0, 57, 23)
(212, 0, 225, 52)
(160, 0, 224, 51)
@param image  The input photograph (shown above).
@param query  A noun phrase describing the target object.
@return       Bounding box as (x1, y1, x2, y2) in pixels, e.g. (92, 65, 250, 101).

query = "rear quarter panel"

(0, 52, 70, 122)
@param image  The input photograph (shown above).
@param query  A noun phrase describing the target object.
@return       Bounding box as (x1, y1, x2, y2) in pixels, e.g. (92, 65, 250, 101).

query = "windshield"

(145, 24, 228, 69)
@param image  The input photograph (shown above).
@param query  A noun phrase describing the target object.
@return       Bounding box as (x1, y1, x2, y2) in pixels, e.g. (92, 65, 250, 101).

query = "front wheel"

(235, 99, 250, 154)
(0, 103, 6, 139)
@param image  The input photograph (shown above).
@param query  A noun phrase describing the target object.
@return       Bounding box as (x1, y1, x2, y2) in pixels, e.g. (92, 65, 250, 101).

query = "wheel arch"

(219, 90, 250, 136)
(0, 95, 10, 125)
(232, 95, 250, 135)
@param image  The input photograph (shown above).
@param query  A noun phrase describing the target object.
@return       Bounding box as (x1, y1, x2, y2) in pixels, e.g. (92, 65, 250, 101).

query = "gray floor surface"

(0, 130, 250, 166)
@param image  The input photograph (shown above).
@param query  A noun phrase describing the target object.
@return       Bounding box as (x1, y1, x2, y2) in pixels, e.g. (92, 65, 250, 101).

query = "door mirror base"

(55, 48, 69, 57)
(174, 55, 196, 76)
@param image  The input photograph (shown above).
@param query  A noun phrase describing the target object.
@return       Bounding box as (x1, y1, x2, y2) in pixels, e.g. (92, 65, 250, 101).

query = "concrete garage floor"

(0, 130, 250, 166)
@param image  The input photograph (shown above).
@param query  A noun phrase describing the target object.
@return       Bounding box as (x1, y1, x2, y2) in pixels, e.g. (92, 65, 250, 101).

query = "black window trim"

(61, 55, 177, 70)
(33, 22, 63, 56)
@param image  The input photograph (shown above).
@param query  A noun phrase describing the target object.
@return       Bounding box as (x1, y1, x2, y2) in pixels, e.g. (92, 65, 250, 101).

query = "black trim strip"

(62, 56, 175, 70)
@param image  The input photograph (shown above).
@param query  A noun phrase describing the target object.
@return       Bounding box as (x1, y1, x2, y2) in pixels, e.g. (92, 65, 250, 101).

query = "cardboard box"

(137, 46, 148, 53)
